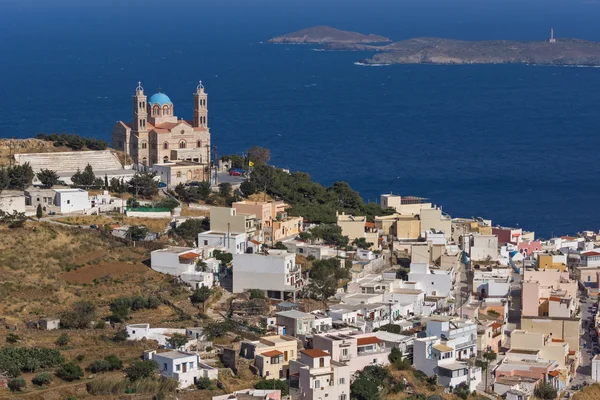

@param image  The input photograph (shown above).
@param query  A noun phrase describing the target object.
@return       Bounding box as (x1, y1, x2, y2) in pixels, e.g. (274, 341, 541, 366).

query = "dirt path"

(206, 288, 235, 321)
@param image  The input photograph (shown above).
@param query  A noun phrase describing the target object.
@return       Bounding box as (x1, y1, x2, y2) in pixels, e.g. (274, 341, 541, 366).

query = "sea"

(1, 0, 600, 238)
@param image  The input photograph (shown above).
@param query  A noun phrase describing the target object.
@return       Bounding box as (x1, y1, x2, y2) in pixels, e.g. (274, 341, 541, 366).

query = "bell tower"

(193, 81, 208, 128)
(133, 81, 148, 133)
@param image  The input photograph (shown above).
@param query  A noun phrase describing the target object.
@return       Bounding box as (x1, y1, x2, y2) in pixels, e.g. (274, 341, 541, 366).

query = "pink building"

(518, 240, 542, 257)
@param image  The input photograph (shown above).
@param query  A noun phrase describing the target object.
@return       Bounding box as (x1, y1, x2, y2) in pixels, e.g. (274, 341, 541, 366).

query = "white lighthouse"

(549, 28, 556, 43)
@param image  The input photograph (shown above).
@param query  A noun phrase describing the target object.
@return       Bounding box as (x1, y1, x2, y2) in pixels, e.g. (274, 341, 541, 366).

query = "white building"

(126, 324, 186, 348)
(53, 188, 90, 213)
(408, 263, 453, 298)
(150, 246, 216, 288)
(232, 250, 304, 300)
(581, 250, 600, 268)
(0, 193, 26, 214)
(592, 355, 600, 382)
(276, 310, 316, 337)
(465, 234, 499, 262)
(413, 336, 481, 392)
(198, 230, 247, 254)
(289, 349, 350, 400)
(425, 318, 478, 361)
(145, 350, 218, 388)
(282, 239, 341, 260)
(213, 390, 281, 400)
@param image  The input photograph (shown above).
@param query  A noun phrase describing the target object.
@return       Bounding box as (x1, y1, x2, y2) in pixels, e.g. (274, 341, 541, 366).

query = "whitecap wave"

(354, 62, 391, 67)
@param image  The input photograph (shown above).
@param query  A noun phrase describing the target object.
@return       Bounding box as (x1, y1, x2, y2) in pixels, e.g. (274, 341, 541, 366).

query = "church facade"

(111, 82, 210, 171)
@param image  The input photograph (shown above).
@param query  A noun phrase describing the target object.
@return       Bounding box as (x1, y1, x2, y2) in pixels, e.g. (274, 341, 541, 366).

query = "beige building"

(112, 82, 210, 169)
(240, 335, 298, 379)
(337, 212, 379, 250)
(522, 269, 577, 318)
(374, 213, 421, 238)
(289, 349, 351, 400)
(380, 194, 432, 214)
(520, 316, 581, 351)
(420, 208, 452, 238)
(233, 200, 302, 243)
(210, 207, 259, 239)
(153, 161, 208, 186)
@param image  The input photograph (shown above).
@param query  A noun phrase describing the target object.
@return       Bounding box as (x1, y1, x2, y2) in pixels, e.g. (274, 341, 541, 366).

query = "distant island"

(270, 27, 600, 66)
(268, 25, 390, 44)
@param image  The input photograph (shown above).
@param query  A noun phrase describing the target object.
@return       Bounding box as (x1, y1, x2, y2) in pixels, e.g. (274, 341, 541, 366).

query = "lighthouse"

(549, 28, 556, 43)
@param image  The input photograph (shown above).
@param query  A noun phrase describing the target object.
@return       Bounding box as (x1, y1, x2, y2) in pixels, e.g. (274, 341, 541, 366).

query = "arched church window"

(141, 142, 147, 149)
(142, 157, 147, 166)
(163, 105, 170, 115)
(197, 140, 202, 148)
(153, 105, 160, 116)
(163, 142, 169, 150)
(179, 141, 186, 149)
(151, 141, 156, 150)
(163, 156, 169, 163)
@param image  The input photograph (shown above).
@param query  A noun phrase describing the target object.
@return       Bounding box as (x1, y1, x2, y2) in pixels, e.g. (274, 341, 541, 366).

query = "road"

(573, 295, 596, 387)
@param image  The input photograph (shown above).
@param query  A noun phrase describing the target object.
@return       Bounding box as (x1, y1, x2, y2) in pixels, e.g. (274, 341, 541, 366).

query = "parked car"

(229, 169, 243, 176)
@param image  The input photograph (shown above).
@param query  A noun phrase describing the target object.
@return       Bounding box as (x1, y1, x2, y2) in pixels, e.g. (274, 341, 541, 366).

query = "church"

(111, 81, 211, 172)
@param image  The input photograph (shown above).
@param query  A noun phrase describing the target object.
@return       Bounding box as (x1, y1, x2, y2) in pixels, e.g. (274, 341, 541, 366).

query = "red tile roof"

(300, 349, 329, 358)
(548, 370, 559, 377)
(357, 336, 383, 346)
(250, 240, 261, 245)
(549, 297, 562, 302)
(262, 350, 283, 358)
(491, 322, 503, 330)
(365, 222, 375, 228)
(179, 252, 200, 260)
(568, 350, 576, 355)
(584, 251, 600, 257)
(551, 338, 565, 343)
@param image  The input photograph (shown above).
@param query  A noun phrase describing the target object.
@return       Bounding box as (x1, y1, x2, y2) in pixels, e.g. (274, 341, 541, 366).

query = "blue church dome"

(148, 92, 172, 105)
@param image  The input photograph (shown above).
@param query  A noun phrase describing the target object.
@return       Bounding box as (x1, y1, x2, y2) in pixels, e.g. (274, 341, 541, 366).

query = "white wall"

(0, 195, 26, 214)
(151, 251, 195, 275)
(198, 231, 246, 254)
(232, 252, 297, 294)
(54, 190, 90, 213)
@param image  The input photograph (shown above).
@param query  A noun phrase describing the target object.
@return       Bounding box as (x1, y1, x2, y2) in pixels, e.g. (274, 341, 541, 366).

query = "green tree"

(109, 177, 127, 194)
(37, 168, 60, 188)
(0, 210, 27, 228)
(298, 231, 313, 243)
(307, 261, 339, 304)
(222, 154, 245, 169)
(124, 360, 157, 381)
(104, 354, 123, 370)
(55, 362, 84, 381)
(535, 382, 558, 400)
(71, 164, 95, 187)
(213, 250, 233, 264)
(254, 379, 289, 396)
(247, 146, 271, 165)
(190, 286, 212, 313)
(240, 180, 257, 197)
(6, 333, 21, 343)
(55, 333, 70, 347)
(8, 377, 26, 392)
(174, 218, 210, 241)
(127, 225, 148, 242)
(36, 203, 43, 220)
(272, 241, 287, 250)
(128, 171, 158, 198)
(249, 289, 265, 299)
(196, 376, 213, 390)
(218, 182, 232, 198)
(113, 329, 129, 342)
(104, 174, 109, 189)
(154, 197, 179, 211)
(7, 162, 34, 190)
(350, 378, 380, 400)
(0, 168, 8, 193)
(87, 359, 111, 373)
(31, 372, 52, 386)
(166, 333, 189, 349)
(352, 237, 373, 249)
(60, 300, 97, 329)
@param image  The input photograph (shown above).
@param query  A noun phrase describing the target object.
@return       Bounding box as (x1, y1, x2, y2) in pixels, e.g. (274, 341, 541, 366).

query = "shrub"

(6, 333, 21, 343)
(94, 320, 106, 330)
(32, 372, 52, 386)
(147, 296, 161, 309)
(113, 329, 129, 342)
(60, 300, 97, 329)
(535, 383, 558, 400)
(8, 377, 26, 392)
(86, 376, 127, 395)
(104, 354, 123, 370)
(88, 360, 112, 373)
(249, 289, 265, 299)
(55, 333, 70, 347)
(124, 360, 157, 381)
(75, 354, 85, 362)
(0, 347, 64, 376)
(196, 377, 213, 390)
(55, 362, 84, 381)
(255, 379, 289, 396)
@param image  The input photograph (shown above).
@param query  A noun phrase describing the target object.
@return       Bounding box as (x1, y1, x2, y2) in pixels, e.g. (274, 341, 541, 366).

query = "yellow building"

(250, 335, 298, 379)
(232, 200, 302, 243)
(537, 254, 567, 271)
(520, 316, 581, 352)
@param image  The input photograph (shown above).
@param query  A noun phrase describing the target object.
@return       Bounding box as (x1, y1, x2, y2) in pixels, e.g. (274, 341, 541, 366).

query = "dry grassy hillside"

(573, 384, 600, 400)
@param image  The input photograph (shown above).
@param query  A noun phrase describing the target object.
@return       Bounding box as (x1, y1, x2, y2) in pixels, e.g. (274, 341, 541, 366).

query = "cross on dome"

(197, 80, 204, 90)
(136, 81, 143, 91)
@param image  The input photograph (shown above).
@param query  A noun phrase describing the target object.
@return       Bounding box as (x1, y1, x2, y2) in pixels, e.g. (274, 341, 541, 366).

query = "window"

(163, 363, 167, 370)
(314, 380, 320, 389)
(197, 140, 202, 148)
(319, 358, 324, 368)
(163, 142, 169, 150)
(339, 378, 345, 384)
(141, 142, 147, 149)
(67, 200, 70, 205)
(204, 240, 208, 245)
(176, 364, 180, 372)
(179, 140, 186, 149)
(176, 172, 181, 178)
(340, 395, 347, 400)
(189, 362, 194, 369)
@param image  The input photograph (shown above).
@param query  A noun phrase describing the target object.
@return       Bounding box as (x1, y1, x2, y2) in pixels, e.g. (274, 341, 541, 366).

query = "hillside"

(327, 37, 600, 66)
(269, 25, 390, 44)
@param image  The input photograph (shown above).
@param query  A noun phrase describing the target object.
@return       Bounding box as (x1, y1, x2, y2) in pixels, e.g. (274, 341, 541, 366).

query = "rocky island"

(270, 27, 600, 66)
(268, 25, 390, 44)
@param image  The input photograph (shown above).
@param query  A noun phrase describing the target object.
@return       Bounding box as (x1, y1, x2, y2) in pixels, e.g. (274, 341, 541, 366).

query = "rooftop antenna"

(549, 28, 556, 43)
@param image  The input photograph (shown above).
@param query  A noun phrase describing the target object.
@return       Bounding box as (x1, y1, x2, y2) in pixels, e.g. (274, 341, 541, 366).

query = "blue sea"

(1, 0, 600, 238)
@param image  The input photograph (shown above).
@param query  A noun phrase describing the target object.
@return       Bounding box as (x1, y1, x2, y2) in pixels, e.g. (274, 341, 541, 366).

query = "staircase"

(15, 150, 123, 173)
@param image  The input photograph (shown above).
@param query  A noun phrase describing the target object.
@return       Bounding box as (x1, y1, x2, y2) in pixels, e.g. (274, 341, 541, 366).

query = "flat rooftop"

(154, 351, 196, 360)
(276, 310, 312, 319)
